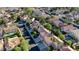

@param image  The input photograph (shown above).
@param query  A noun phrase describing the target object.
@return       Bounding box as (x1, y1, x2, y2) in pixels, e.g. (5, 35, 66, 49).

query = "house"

(38, 27, 64, 49)
(32, 8, 42, 16)
(38, 26, 52, 46)
(0, 39, 4, 51)
(52, 35, 64, 49)
(49, 16, 64, 27)
(70, 29, 79, 41)
(52, 19, 64, 27)
(30, 20, 42, 29)
(61, 24, 76, 33)
(5, 37, 20, 50)
(3, 26, 18, 34)
(32, 8, 50, 18)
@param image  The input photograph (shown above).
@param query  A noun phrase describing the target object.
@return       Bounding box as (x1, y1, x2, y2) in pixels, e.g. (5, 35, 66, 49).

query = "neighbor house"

(5, 37, 20, 50)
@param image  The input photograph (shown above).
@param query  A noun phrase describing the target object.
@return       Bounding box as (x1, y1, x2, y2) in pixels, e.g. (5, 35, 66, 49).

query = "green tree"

(24, 8, 33, 15)
(53, 28, 61, 36)
(20, 38, 29, 51)
(58, 33, 65, 40)
(38, 16, 46, 24)
(44, 23, 52, 31)
(65, 40, 72, 46)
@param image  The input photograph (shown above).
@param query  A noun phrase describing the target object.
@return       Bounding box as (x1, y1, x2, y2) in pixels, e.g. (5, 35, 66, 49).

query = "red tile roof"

(61, 24, 76, 32)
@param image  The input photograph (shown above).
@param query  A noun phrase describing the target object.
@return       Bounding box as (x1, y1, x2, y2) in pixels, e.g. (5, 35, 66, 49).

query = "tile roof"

(7, 37, 20, 49)
(38, 27, 53, 46)
(49, 17, 64, 27)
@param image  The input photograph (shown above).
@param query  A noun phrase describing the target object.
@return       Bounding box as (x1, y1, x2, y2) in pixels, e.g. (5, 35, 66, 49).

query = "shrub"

(65, 40, 72, 46)
(20, 37, 29, 51)
(58, 33, 65, 40)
